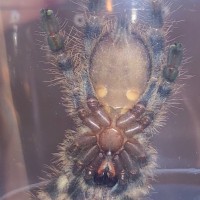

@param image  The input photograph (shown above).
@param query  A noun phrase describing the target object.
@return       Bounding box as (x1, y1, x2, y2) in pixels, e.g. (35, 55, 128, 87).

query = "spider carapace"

(34, 0, 183, 199)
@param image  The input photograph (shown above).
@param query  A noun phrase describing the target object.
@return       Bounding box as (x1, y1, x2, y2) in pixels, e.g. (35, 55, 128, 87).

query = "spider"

(33, 0, 183, 199)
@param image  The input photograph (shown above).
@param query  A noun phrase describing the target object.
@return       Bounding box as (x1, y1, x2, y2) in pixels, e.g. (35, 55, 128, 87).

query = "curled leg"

(113, 155, 128, 186)
(116, 103, 146, 129)
(78, 97, 111, 132)
(68, 133, 97, 156)
(73, 145, 99, 175)
(123, 113, 153, 137)
(124, 139, 147, 165)
(119, 150, 139, 180)
(87, 97, 111, 127)
(78, 109, 101, 131)
(84, 153, 104, 184)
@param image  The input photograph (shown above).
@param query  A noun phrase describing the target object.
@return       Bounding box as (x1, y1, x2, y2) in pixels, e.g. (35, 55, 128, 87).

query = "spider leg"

(40, 8, 84, 116)
(73, 145, 100, 175)
(138, 1, 183, 115)
(124, 139, 147, 165)
(74, 0, 106, 105)
(116, 103, 145, 129)
(40, 9, 64, 52)
(87, 97, 111, 127)
(151, 42, 183, 113)
(113, 155, 128, 186)
(84, 153, 105, 184)
(69, 132, 97, 156)
(84, 0, 103, 40)
(116, 0, 181, 133)
(78, 108, 101, 131)
(148, 0, 165, 28)
(78, 96, 111, 132)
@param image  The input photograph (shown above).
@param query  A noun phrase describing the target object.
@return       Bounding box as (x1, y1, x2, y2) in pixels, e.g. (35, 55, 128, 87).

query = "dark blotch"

(72, 161, 84, 175)
(94, 172, 118, 187)
(112, 183, 128, 196)
(150, 1, 164, 28)
(158, 85, 172, 97)
(163, 66, 179, 82)
(84, 23, 101, 39)
(122, 196, 133, 200)
(45, 179, 58, 199)
(88, 0, 101, 12)
(141, 82, 156, 106)
(167, 43, 183, 68)
(117, 16, 129, 31)
(67, 179, 85, 200)
(40, 9, 59, 34)
(149, 34, 164, 55)
(58, 58, 73, 71)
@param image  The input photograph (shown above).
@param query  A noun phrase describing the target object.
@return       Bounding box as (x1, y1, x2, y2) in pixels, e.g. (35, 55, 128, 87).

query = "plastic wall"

(0, 0, 200, 200)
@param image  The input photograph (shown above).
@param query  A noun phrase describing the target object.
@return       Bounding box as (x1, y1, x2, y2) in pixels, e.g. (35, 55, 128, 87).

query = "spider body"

(34, 0, 184, 199)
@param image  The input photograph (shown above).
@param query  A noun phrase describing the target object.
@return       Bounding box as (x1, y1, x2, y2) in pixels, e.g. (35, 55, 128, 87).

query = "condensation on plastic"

(0, 0, 200, 200)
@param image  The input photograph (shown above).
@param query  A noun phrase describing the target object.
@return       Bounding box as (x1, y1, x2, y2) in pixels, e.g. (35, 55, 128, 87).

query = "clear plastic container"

(0, 0, 200, 200)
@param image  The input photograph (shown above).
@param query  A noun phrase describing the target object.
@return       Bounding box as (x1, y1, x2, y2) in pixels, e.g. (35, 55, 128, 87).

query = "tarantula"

(33, 0, 183, 199)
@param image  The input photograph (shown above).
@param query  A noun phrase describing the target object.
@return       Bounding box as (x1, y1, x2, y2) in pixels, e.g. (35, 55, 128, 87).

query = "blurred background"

(0, 0, 200, 200)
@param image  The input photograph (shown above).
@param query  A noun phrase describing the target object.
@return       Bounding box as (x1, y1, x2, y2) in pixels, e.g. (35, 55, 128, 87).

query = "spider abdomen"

(91, 34, 150, 109)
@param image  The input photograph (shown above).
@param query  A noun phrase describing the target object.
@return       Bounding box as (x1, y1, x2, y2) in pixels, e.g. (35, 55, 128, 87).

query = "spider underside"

(33, 0, 184, 199)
